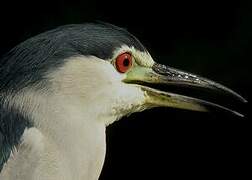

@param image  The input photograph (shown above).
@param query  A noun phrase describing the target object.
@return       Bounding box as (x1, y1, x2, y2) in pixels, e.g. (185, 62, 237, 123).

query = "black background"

(0, 0, 250, 179)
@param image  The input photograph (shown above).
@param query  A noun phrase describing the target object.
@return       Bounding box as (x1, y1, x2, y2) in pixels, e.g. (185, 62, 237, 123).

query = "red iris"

(115, 53, 132, 73)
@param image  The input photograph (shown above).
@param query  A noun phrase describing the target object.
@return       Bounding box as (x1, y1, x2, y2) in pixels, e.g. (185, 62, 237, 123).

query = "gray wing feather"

(0, 101, 32, 172)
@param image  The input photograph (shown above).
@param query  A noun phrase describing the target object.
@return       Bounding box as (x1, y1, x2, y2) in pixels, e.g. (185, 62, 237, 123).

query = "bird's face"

(49, 44, 245, 126)
(110, 46, 246, 119)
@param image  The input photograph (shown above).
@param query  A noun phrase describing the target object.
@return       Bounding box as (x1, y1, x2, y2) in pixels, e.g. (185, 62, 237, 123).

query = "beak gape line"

(125, 63, 246, 117)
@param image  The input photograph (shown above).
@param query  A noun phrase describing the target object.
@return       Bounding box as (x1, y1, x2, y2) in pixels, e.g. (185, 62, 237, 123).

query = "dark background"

(0, 0, 250, 179)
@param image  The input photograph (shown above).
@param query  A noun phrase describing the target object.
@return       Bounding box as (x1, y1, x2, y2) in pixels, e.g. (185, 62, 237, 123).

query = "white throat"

(2, 89, 109, 180)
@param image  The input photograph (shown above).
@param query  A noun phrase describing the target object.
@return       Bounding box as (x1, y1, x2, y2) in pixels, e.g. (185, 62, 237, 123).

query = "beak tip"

(243, 98, 248, 103)
(235, 93, 247, 103)
(240, 96, 248, 104)
(234, 112, 245, 118)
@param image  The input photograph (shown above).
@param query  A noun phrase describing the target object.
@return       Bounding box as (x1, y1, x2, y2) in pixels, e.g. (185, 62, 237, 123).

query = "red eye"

(115, 53, 132, 73)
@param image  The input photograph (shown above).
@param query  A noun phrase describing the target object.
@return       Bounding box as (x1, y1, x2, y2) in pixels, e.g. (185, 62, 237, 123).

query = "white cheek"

(97, 83, 145, 125)
(46, 56, 145, 125)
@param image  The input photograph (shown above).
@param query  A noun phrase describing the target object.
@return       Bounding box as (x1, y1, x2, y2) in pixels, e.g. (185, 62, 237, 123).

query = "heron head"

(48, 41, 246, 126)
(2, 23, 245, 126)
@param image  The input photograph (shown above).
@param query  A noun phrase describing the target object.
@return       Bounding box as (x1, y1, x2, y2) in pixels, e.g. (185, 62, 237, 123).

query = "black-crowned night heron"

(0, 23, 246, 180)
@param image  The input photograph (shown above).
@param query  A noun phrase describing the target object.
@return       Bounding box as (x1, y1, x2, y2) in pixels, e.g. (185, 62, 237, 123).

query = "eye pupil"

(123, 58, 130, 67)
